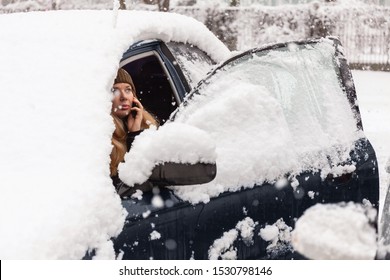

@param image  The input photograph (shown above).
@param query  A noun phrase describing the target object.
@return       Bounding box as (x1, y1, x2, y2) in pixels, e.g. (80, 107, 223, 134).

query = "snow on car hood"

(0, 10, 230, 259)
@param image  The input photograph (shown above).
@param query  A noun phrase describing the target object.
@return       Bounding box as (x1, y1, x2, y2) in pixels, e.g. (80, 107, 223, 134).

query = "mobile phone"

(131, 102, 138, 118)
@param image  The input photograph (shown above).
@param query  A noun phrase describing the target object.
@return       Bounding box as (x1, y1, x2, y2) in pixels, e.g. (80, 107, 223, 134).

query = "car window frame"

(120, 50, 182, 107)
(165, 41, 216, 89)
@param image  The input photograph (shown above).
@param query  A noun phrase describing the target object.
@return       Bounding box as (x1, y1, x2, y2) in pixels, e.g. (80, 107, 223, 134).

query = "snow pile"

(208, 216, 292, 260)
(208, 217, 256, 260)
(259, 218, 292, 251)
(0, 10, 228, 259)
(292, 202, 377, 260)
(208, 229, 238, 260)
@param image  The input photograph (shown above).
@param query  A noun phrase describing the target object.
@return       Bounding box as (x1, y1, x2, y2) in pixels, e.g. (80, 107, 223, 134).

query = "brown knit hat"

(114, 68, 136, 93)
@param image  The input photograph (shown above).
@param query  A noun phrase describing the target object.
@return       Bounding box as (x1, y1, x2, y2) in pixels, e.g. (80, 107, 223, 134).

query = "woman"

(110, 68, 158, 195)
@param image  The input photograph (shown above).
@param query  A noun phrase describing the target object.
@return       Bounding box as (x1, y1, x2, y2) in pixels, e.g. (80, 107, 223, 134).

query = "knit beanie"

(114, 68, 136, 92)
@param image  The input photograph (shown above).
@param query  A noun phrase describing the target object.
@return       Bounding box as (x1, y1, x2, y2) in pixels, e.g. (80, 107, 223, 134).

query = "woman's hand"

(126, 98, 143, 132)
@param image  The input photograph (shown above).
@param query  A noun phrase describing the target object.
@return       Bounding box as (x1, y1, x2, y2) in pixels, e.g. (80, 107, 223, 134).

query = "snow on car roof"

(0, 10, 229, 259)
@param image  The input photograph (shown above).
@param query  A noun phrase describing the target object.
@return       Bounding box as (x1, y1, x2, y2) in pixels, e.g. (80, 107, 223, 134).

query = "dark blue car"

(111, 37, 379, 260)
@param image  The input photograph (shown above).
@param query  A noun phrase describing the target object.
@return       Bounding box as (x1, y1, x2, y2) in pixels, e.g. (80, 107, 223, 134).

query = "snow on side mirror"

(118, 122, 217, 188)
(291, 202, 377, 260)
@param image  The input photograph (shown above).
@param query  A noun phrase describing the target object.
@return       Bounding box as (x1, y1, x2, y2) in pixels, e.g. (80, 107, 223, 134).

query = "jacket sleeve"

(126, 130, 143, 152)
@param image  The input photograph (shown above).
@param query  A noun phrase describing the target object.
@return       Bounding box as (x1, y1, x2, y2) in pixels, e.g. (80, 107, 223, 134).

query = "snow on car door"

(169, 38, 363, 204)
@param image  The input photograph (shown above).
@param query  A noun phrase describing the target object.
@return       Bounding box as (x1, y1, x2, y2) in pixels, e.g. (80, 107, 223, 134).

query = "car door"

(114, 37, 379, 260)
(168, 37, 379, 259)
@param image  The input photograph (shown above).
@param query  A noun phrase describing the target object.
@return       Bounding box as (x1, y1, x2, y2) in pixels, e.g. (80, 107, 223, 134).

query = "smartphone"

(131, 102, 138, 118)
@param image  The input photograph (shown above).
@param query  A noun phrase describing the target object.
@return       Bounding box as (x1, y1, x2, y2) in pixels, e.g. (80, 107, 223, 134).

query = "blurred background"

(1, 0, 389, 71)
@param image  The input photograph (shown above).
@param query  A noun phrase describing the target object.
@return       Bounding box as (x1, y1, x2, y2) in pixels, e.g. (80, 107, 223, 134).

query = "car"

(0, 10, 379, 260)
(291, 161, 390, 260)
(111, 37, 380, 259)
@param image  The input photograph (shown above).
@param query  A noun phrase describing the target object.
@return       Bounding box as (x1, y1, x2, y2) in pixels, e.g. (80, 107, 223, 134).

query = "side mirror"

(148, 162, 216, 187)
(291, 202, 378, 260)
(117, 123, 217, 193)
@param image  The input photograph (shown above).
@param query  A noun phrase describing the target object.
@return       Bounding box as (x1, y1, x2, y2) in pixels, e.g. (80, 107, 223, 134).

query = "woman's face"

(111, 82, 135, 119)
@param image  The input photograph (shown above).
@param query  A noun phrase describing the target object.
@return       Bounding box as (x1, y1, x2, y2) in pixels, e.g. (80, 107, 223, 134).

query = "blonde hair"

(110, 109, 158, 176)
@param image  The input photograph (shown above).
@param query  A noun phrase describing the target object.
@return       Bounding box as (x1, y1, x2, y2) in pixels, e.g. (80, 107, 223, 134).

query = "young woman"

(110, 68, 158, 195)
(110, 69, 216, 197)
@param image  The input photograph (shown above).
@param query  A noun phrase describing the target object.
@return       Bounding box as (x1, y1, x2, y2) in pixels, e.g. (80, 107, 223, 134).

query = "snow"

(291, 70, 390, 260)
(236, 217, 257, 245)
(353, 70, 390, 216)
(151, 194, 164, 208)
(118, 123, 217, 187)
(0, 7, 389, 260)
(259, 225, 280, 242)
(259, 218, 292, 250)
(168, 40, 362, 204)
(209, 216, 292, 260)
(292, 202, 377, 260)
(150, 230, 161, 240)
(0, 10, 228, 260)
(208, 217, 256, 260)
(208, 229, 238, 260)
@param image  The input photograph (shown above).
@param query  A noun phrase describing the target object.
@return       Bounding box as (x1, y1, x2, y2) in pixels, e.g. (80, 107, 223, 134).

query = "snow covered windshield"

(169, 39, 361, 203)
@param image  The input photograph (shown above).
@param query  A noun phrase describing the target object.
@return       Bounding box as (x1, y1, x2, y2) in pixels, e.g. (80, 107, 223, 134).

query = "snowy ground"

(352, 70, 390, 217)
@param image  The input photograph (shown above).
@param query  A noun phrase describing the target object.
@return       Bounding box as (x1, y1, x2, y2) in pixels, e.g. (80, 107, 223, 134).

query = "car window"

(166, 42, 215, 88)
(178, 40, 359, 134)
(120, 51, 180, 124)
(168, 40, 360, 203)
(228, 44, 356, 131)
